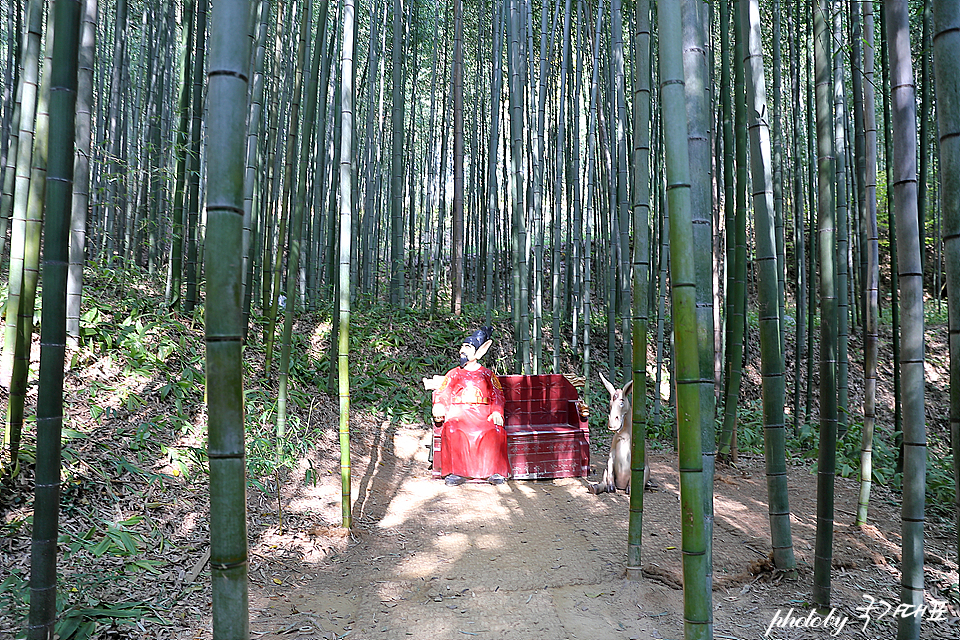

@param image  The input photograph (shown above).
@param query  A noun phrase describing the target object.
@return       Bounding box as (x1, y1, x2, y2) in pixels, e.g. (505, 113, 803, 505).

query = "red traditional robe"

(433, 366, 510, 479)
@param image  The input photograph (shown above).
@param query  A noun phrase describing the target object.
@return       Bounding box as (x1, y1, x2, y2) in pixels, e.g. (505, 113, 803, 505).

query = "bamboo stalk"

(28, 2, 80, 636)
(884, 2, 926, 636)
(931, 0, 960, 564)
(205, 1, 252, 636)
(656, 1, 708, 636)
(813, 0, 838, 607)
(741, 0, 797, 574)
(627, 0, 651, 581)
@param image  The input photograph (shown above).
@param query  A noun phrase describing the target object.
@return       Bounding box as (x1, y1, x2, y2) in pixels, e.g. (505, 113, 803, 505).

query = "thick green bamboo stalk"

(852, 1, 869, 328)
(772, 0, 785, 363)
(846, 0, 872, 314)
(627, 0, 651, 581)
(528, 0, 550, 369)
(932, 0, 960, 563)
(657, 2, 708, 637)
(27, 2, 79, 636)
(653, 165, 670, 442)
(326, 71, 343, 395)
(857, 0, 881, 527)
(452, 0, 465, 315)
(0, 33, 21, 277)
(338, 0, 357, 529)
(805, 5, 817, 423)
(919, 0, 932, 281)
(206, 1, 252, 637)
(884, 2, 926, 637)
(681, 0, 715, 614)
(570, 0, 585, 357)
(741, 0, 796, 573)
(607, 149, 618, 381)
(507, 0, 529, 374)
(813, 0, 838, 607)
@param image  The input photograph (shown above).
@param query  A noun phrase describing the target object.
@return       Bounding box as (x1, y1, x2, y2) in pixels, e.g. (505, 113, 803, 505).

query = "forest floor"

(0, 272, 958, 639)
(230, 423, 959, 640)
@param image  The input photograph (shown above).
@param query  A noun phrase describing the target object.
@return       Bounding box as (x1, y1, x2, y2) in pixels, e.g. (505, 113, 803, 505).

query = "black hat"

(463, 326, 493, 350)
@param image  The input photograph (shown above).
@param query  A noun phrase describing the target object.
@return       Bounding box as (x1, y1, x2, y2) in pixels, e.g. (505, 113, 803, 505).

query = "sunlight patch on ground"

(308, 323, 332, 358)
(174, 510, 200, 539)
(647, 363, 671, 402)
(712, 491, 772, 540)
(374, 479, 438, 530)
(437, 531, 471, 554)
(376, 479, 514, 530)
(713, 494, 753, 515)
(393, 550, 444, 579)
(392, 427, 430, 461)
(510, 481, 541, 499)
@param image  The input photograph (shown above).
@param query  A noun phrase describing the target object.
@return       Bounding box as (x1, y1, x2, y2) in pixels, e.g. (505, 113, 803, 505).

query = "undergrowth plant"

(726, 399, 956, 513)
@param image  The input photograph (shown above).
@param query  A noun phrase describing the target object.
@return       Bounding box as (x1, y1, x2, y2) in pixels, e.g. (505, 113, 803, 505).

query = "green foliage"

(834, 421, 898, 486)
(729, 399, 767, 454)
(344, 301, 490, 413)
(923, 447, 957, 516)
(923, 299, 949, 326)
(0, 515, 169, 640)
(55, 603, 166, 640)
(728, 399, 955, 511)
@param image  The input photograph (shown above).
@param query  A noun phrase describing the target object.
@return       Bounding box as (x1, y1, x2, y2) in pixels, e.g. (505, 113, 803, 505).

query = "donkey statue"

(588, 372, 649, 494)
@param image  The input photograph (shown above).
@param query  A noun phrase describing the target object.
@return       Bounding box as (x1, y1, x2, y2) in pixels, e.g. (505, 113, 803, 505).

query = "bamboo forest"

(1, 0, 959, 638)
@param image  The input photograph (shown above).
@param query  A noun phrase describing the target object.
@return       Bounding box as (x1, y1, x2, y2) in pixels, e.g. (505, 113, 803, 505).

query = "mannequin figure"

(424, 327, 509, 485)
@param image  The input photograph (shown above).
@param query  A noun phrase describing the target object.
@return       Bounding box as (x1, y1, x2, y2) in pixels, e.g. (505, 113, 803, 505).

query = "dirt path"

(240, 424, 958, 640)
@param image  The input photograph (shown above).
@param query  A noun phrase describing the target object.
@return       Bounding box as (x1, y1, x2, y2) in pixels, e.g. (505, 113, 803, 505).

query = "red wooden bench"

(432, 374, 590, 480)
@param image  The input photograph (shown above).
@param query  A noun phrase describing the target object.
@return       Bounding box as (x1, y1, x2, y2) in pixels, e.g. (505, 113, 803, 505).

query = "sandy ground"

(237, 424, 958, 640)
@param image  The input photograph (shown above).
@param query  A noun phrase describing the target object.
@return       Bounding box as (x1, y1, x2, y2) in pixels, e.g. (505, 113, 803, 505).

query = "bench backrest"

(499, 374, 581, 427)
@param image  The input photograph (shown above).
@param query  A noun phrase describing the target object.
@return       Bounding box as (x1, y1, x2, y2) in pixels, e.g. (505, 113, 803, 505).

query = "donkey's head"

(599, 371, 633, 433)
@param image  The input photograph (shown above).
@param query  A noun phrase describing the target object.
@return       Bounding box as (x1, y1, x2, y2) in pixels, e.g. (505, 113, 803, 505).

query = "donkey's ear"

(622, 380, 634, 397)
(599, 371, 616, 397)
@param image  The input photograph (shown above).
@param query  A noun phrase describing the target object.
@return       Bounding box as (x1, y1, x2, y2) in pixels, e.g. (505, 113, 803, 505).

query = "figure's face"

(458, 344, 477, 368)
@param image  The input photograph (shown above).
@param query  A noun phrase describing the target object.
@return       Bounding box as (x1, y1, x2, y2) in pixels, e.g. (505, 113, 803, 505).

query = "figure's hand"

(489, 411, 504, 427)
(423, 375, 445, 390)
